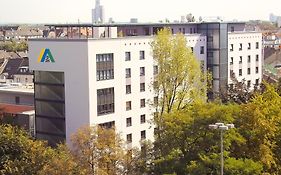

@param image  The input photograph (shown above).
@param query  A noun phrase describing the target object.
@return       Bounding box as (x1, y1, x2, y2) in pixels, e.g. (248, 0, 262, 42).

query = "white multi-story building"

(28, 34, 206, 147)
(228, 32, 263, 88)
(29, 22, 263, 147)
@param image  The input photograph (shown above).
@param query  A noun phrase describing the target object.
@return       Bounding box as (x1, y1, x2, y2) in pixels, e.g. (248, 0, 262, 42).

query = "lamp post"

(209, 123, 234, 175)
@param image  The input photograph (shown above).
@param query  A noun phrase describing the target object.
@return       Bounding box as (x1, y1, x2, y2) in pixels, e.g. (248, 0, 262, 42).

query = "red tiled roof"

(0, 103, 34, 114)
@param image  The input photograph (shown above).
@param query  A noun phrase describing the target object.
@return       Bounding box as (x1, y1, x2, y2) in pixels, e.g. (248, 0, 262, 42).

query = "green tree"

(233, 83, 281, 174)
(151, 28, 207, 118)
(0, 125, 53, 175)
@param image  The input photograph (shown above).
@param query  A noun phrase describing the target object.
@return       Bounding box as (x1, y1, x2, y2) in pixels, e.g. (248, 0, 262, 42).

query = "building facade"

(29, 22, 263, 147)
(28, 34, 206, 147)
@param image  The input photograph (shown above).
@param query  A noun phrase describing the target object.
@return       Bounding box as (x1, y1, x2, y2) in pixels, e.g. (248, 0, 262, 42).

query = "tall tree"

(151, 28, 207, 117)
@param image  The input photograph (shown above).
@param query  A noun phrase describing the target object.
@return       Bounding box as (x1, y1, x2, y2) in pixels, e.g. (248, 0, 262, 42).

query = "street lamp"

(209, 122, 235, 175)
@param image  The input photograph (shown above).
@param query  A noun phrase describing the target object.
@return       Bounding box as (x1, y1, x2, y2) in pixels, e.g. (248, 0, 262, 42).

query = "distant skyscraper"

(92, 0, 105, 23)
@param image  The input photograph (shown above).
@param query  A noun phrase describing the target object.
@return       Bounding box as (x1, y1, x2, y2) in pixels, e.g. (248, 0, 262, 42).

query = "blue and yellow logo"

(38, 48, 55, 63)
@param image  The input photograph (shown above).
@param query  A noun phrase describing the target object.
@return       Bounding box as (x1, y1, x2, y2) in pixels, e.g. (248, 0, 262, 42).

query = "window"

(239, 56, 242, 64)
(125, 52, 131, 61)
(200, 46, 204, 54)
(126, 68, 131, 78)
(247, 55, 251, 63)
(247, 80, 251, 88)
(15, 96, 20, 104)
(153, 65, 158, 75)
(97, 88, 114, 116)
(229, 84, 234, 90)
(230, 57, 233, 65)
(239, 43, 242, 51)
(256, 55, 259, 62)
(239, 69, 242, 76)
(256, 42, 259, 49)
(126, 101, 131, 111)
(126, 85, 131, 94)
(141, 130, 146, 140)
(248, 43, 251, 50)
(183, 28, 185, 34)
(230, 70, 234, 77)
(190, 47, 194, 53)
(255, 79, 259, 85)
(126, 117, 132, 127)
(127, 134, 132, 143)
(140, 99, 145, 108)
(140, 67, 145, 76)
(247, 68, 251, 75)
(231, 26, 234, 32)
(256, 67, 259, 74)
(96, 53, 114, 81)
(230, 44, 234, 51)
(140, 83, 145, 92)
(140, 51, 145, 60)
(140, 114, 146, 124)
(154, 96, 158, 106)
(190, 28, 193, 34)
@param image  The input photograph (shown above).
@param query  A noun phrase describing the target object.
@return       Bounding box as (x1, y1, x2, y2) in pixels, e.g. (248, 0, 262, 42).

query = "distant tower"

(92, 0, 105, 23)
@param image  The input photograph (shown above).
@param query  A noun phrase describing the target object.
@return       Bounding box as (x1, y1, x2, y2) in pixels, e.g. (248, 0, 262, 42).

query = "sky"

(0, 0, 281, 24)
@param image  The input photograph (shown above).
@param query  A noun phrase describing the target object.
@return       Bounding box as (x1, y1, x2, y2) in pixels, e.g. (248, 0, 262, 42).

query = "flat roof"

(0, 103, 34, 114)
(0, 86, 34, 94)
(45, 21, 246, 28)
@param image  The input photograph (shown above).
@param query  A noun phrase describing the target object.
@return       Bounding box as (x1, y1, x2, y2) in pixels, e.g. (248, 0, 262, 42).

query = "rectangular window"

(126, 117, 132, 127)
(248, 43, 251, 50)
(140, 114, 146, 124)
(126, 101, 131, 111)
(239, 56, 242, 64)
(231, 26, 234, 32)
(256, 55, 259, 62)
(200, 46, 204, 54)
(127, 134, 132, 143)
(256, 67, 259, 73)
(126, 68, 131, 78)
(247, 68, 251, 75)
(140, 83, 145, 92)
(247, 80, 251, 88)
(126, 85, 131, 94)
(190, 47, 194, 53)
(97, 88, 114, 116)
(230, 57, 233, 65)
(140, 99, 145, 108)
(239, 69, 242, 76)
(247, 55, 251, 63)
(141, 130, 146, 140)
(183, 28, 185, 34)
(154, 96, 158, 106)
(96, 53, 114, 81)
(256, 42, 259, 49)
(230, 44, 234, 51)
(190, 28, 193, 34)
(125, 52, 131, 61)
(140, 67, 145, 76)
(239, 43, 242, 51)
(256, 79, 259, 85)
(153, 65, 158, 75)
(140, 51, 145, 60)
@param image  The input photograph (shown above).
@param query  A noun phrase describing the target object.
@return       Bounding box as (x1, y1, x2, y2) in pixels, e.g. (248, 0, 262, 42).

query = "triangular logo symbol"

(37, 49, 55, 63)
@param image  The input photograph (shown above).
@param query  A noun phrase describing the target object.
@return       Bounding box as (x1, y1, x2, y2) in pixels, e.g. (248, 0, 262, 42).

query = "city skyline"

(0, 0, 281, 24)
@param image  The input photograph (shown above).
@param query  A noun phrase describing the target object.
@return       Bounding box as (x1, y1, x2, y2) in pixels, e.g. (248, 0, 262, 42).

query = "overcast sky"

(0, 0, 280, 24)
